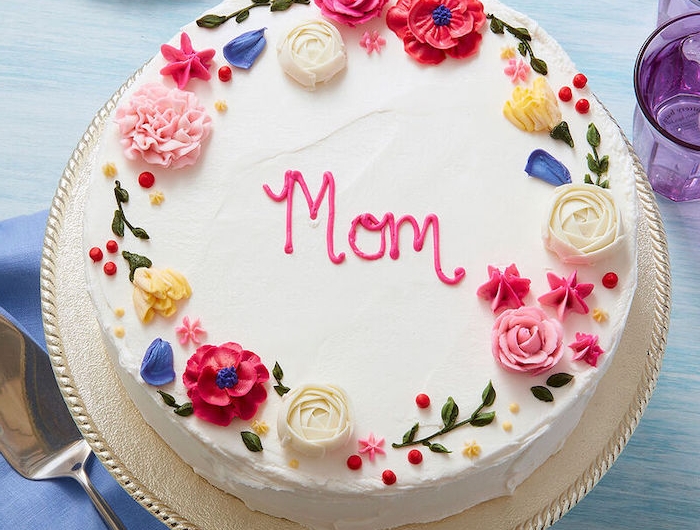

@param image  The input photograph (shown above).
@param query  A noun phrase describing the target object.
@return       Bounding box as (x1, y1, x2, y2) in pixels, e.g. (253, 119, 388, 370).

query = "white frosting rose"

(277, 383, 352, 457)
(543, 183, 622, 264)
(277, 20, 347, 89)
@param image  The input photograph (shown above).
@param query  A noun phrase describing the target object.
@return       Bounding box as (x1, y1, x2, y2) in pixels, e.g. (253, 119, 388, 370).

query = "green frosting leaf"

(586, 123, 601, 148)
(426, 442, 451, 453)
(111, 210, 125, 237)
(174, 402, 194, 416)
(471, 411, 496, 427)
(241, 431, 264, 452)
(531, 386, 554, 402)
(402, 423, 419, 445)
(441, 397, 459, 429)
(550, 121, 574, 148)
(546, 373, 574, 388)
(196, 14, 230, 28)
(122, 251, 152, 282)
(157, 390, 177, 407)
(482, 380, 496, 408)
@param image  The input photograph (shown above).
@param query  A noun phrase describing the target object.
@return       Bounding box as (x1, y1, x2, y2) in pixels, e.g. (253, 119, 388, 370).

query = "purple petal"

(524, 149, 572, 186)
(223, 28, 267, 70)
(140, 338, 176, 386)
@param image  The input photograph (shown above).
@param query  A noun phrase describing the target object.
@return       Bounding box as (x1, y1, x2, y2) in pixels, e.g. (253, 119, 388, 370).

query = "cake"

(82, 0, 638, 528)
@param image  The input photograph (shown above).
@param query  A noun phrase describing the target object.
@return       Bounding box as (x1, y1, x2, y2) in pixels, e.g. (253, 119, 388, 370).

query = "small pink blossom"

(504, 57, 530, 83)
(537, 271, 594, 320)
(160, 32, 215, 89)
(569, 332, 605, 367)
(175, 316, 206, 346)
(360, 31, 387, 54)
(358, 432, 386, 461)
(476, 264, 531, 313)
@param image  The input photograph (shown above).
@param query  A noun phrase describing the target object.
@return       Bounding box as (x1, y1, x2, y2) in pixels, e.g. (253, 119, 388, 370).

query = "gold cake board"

(40, 77, 670, 529)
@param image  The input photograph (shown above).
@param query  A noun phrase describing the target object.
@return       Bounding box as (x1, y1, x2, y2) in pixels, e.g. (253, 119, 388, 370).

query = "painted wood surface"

(1, 1, 698, 528)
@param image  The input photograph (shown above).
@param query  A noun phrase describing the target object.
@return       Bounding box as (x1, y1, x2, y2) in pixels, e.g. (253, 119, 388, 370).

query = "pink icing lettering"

(263, 170, 465, 286)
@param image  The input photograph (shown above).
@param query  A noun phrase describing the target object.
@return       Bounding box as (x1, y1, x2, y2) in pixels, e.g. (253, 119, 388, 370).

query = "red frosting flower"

(386, 0, 486, 64)
(569, 332, 605, 367)
(183, 342, 269, 426)
(315, 0, 389, 27)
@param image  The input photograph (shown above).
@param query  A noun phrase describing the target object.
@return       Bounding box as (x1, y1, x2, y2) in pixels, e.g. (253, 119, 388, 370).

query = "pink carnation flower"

(183, 342, 269, 426)
(115, 82, 212, 169)
(569, 332, 605, 367)
(492, 306, 563, 375)
(386, 0, 486, 65)
(315, 0, 389, 27)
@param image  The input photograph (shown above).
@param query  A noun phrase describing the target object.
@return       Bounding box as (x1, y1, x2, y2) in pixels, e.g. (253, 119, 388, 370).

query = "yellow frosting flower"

(132, 267, 192, 323)
(592, 308, 609, 323)
(149, 190, 165, 205)
(251, 419, 270, 436)
(102, 162, 118, 178)
(500, 46, 516, 60)
(463, 440, 481, 459)
(503, 77, 561, 132)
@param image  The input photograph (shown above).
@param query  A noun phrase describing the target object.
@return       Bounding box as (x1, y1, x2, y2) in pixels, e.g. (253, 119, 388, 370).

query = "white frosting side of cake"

(82, 1, 639, 528)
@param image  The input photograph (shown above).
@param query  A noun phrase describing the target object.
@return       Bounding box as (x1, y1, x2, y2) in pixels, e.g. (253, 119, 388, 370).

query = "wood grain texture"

(1, 0, 698, 529)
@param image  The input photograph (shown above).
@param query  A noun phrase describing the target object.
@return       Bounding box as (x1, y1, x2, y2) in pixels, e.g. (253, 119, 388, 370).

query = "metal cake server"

(0, 314, 126, 530)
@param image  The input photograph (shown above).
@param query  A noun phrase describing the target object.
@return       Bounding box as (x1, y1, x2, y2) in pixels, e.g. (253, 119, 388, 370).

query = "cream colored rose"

(277, 383, 352, 457)
(543, 183, 622, 264)
(277, 20, 347, 89)
(132, 267, 192, 323)
(503, 77, 561, 132)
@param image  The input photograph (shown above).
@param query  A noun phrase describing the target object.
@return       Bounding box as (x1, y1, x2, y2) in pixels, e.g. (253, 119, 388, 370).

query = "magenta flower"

(504, 57, 530, 83)
(476, 264, 531, 313)
(360, 30, 387, 54)
(160, 32, 216, 89)
(537, 271, 594, 320)
(358, 433, 386, 461)
(315, 0, 389, 27)
(569, 332, 605, 367)
(183, 342, 269, 426)
(175, 316, 206, 346)
(386, 0, 486, 65)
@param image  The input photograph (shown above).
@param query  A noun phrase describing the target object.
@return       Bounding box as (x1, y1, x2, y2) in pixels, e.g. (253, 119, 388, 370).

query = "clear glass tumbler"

(634, 12, 700, 201)
(658, 0, 700, 25)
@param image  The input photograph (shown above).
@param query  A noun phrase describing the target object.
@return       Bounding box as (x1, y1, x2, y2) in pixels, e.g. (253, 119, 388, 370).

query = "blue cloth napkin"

(0, 211, 167, 530)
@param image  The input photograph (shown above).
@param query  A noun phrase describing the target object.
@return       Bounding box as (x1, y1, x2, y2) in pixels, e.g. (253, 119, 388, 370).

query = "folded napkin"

(0, 211, 167, 530)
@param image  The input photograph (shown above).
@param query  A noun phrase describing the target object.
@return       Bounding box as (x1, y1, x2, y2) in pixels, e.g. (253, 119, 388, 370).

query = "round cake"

(82, 0, 638, 528)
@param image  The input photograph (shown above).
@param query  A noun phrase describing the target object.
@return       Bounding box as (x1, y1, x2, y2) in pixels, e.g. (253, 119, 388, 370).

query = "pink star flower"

(537, 271, 594, 320)
(358, 433, 386, 461)
(175, 316, 206, 346)
(476, 263, 531, 313)
(569, 332, 605, 367)
(360, 31, 387, 54)
(160, 32, 216, 89)
(504, 57, 530, 83)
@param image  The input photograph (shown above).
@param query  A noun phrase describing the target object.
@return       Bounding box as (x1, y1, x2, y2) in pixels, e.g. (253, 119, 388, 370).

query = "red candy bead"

(407, 449, 423, 465)
(602, 272, 619, 289)
(415, 393, 431, 408)
(218, 66, 232, 82)
(573, 73, 588, 89)
(346, 455, 362, 470)
(558, 86, 573, 102)
(138, 171, 155, 188)
(89, 247, 103, 262)
(382, 469, 397, 485)
(105, 240, 119, 253)
(103, 261, 117, 275)
(575, 98, 590, 114)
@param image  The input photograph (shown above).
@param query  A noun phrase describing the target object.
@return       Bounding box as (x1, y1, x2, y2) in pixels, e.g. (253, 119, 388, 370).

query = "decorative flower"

(140, 338, 175, 385)
(537, 270, 594, 320)
(175, 316, 206, 345)
(360, 30, 387, 54)
(504, 57, 530, 83)
(462, 440, 481, 458)
(524, 149, 571, 186)
(492, 306, 563, 375)
(251, 419, 270, 435)
(386, 0, 486, 65)
(503, 77, 561, 132)
(115, 83, 212, 169)
(500, 45, 516, 59)
(543, 183, 622, 264)
(277, 20, 347, 89)
(315, 0, 389, 26)
(569, 332, 605, 367)
(358, 432, 386, 461)
(277, 383, 353, 457)
(160, 32, 215, 89)
(183, 342, 269, 426)
(592, 308, 608, 323)
(476, 263, 531, 313)
(223, 28, 267, 70)
(131, 267, 192, 323)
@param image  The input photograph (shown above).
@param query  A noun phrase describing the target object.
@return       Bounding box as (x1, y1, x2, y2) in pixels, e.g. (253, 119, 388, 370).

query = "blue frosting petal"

(223, 28, 267, 70)
(140, 338, 176, 386)
(524, 149, 572, 186)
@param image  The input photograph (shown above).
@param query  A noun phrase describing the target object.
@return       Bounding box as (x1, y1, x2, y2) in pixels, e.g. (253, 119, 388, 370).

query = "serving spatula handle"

(71, 456, 128, 530)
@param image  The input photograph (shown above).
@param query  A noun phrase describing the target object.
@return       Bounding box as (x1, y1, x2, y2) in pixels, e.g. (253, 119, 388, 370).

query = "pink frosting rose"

(386, 0, 486, 65)
(183, 342, 269, 426)
(115, 82, 212, 169)
(315, 0, 389, 26)
(492, 306, 563, 375)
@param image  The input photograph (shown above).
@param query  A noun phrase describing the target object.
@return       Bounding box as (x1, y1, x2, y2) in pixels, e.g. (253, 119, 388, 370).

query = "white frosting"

(82, 1, 639, 528)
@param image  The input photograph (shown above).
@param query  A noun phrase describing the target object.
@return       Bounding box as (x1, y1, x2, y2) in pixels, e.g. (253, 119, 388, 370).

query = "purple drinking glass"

(658, 0, 700, 25)
(634, 12, 700, 201)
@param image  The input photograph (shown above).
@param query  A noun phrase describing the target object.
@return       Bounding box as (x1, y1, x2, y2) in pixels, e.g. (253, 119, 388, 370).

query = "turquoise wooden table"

(1, 1, 698, 528)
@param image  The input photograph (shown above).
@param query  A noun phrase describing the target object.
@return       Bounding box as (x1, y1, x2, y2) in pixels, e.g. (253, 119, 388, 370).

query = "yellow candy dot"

(114, 307, 125, 318)
(289, 459, 299, 469)
(509, 402, 520, 414)
(114, 326, 125, 338)
(502, 421, 513, 432)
